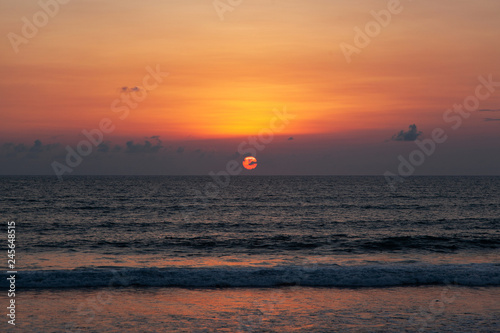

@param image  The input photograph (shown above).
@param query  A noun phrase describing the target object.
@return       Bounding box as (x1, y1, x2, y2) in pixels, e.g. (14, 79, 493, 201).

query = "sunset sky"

(1, 0, 499, 176)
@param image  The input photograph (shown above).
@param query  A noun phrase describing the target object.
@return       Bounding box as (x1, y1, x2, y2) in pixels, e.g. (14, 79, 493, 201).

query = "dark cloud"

(1, 136, 500, 176)
(484, 118, 500, 122)
(479, 109, 500, 112)
(97, 143, 110, 152)
(391, 124, 422, 142)
(176, 146, 184, 153)
(1, 143, 26, 157)
(1, 140, 59, 158)
(125, 140, 162, 153)
(29, 139, 43, 153)
(288, 137, 294, 140)
(120, 86, 142, 93)
(14, 143, 28, 153)
(2, 142, 26, 153)
(193, 148, 207, 157)
(148, 136, 162, 146)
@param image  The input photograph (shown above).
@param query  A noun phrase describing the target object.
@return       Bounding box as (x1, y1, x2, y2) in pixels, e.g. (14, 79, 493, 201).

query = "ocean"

(1, 176, 499, 332)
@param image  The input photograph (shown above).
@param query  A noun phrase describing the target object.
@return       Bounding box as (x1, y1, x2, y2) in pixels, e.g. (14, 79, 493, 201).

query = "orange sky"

(0, 0, 500, 176)
(1, 0, 499, 143)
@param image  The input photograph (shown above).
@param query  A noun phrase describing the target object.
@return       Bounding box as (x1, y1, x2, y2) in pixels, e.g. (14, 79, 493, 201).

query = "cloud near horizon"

(125, 140, 163, 153)
(390, 124, 423, 142)
(1, 133, 499, 177)
(1, 140, 60, 158)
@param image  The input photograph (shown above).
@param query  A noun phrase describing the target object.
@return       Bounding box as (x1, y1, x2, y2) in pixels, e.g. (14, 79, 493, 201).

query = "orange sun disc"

(242, 156, 257, 170)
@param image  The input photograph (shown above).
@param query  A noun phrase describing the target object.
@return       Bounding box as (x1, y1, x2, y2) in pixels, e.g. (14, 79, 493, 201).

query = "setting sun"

(242, 156, 257, 170)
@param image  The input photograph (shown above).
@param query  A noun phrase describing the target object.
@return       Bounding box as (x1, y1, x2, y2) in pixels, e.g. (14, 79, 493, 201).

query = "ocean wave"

(24, 234, 500, 253)
(4, 263, 500, 289)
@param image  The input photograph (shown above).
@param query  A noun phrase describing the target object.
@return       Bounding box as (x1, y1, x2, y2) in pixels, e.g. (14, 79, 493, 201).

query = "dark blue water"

(1, 176, 499, 288)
